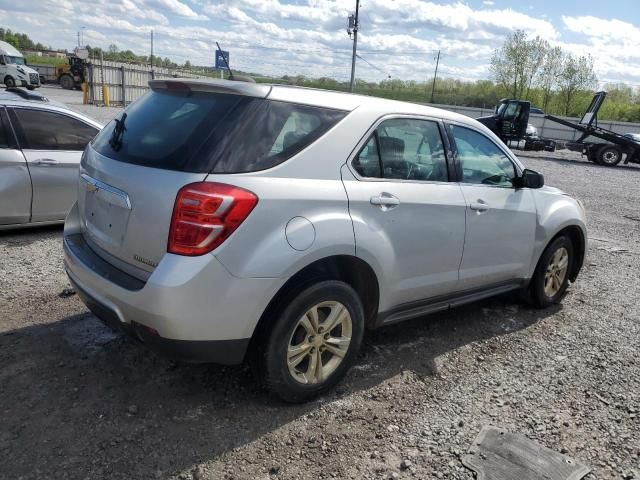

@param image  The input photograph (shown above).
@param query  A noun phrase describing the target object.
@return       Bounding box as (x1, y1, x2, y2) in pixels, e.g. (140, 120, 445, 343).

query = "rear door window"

(92, 89, 347, 173)
(11, 108, 98, 151)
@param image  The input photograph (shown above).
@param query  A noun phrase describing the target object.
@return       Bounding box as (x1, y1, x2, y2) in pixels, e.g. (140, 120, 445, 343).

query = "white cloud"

(560, 16, 640, 85)
(148, 0, 201, 18)
(0, 0, 638, 85)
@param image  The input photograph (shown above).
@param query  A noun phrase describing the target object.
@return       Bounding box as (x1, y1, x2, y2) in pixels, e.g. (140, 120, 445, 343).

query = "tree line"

(0, 28, 48, 51)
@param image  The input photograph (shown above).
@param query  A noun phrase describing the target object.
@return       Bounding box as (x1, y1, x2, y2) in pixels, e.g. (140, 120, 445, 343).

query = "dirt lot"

(1, 92, 640, 479)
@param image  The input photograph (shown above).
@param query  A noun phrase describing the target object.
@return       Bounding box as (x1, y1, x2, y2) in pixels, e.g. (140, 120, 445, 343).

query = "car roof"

(0, 88, 102, 128)
(154, 78, 475, 125)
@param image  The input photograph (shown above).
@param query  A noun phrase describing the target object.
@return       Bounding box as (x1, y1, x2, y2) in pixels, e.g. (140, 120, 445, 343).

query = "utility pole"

(430, 50, 440, 104)
(77, 31, 80, 48)
(348, 0, 360, 93)
(150, 30, 154, 79)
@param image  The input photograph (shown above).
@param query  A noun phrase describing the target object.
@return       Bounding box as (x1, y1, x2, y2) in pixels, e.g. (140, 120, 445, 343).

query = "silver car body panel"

(0, 95, 102, 228)
(64, 80, 587, 361)
(0, 147, 31, 224)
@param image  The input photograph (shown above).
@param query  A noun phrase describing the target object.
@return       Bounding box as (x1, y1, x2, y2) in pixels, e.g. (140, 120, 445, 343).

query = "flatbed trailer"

(545, 91, 640, 166)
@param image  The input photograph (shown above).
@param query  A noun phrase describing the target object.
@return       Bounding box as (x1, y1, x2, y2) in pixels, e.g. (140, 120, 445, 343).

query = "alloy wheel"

(544, 247, 569, 297)
(286, 301, 352, 384)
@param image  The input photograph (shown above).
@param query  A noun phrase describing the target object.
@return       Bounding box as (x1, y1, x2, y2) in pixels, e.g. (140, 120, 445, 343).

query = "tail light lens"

(168, 182, 258, 256)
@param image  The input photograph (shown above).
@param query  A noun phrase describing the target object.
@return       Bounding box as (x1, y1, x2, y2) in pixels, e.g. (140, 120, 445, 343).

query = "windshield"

(6, 56, 25, 65)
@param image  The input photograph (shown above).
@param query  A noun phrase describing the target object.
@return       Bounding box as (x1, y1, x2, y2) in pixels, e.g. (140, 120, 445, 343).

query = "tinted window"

(0, 110, 9, 148)
(450, 125, 516, 187)
(92, 89, 346, 173)
(13, 109, 98, 151)
(353, 118, 448, 181)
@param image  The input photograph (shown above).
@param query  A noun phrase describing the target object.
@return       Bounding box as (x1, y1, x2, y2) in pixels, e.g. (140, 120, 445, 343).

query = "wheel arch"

(247, 255, 380, 355)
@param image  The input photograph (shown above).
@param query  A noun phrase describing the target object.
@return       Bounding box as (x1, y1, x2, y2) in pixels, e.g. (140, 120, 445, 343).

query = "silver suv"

(63, 79, 587, 402)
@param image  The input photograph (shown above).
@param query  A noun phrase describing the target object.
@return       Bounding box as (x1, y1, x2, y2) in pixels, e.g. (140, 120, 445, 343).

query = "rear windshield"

(92, 89, 347, 173)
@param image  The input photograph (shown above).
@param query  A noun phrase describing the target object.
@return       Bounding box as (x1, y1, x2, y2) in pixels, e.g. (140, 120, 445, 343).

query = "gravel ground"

(1, 93, 639, 479)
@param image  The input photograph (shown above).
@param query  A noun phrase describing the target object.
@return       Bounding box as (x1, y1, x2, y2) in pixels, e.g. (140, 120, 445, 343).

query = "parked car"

(0, 88, 102, 229)
(64, 79, 587, 402)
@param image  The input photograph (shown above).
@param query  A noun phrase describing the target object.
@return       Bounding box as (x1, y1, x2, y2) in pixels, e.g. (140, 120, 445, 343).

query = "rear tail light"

(168, 182, 258, 256)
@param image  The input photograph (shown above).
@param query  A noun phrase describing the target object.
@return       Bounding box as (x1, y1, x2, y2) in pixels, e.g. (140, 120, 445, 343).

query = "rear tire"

(598, 145, 622, 166)
(257, 280, 365, 403)
(524, 236, 574, 308)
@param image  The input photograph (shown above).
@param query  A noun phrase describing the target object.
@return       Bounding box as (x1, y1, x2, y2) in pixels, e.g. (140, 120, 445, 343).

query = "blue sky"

(1, 0, 639, 86)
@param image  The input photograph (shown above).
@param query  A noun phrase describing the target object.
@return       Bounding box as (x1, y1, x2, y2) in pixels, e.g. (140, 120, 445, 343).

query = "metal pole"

(349, 0, 360, 93)
(150, 30, 154, 80)
(121, 65, 126, 107)
(430, 50, 440, 104)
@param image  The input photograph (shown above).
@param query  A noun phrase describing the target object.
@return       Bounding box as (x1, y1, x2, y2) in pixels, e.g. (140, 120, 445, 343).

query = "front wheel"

(524, 236, 574, 308)
(257, 280, 365, 403)
(59, 74, 75, 90)
(4, 76, 15, 88)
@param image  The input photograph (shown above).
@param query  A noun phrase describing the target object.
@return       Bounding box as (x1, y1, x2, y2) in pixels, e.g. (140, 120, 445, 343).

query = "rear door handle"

(370, 193, 400, 210)
(33, 158, 57, 166)
(470, 199, 489, 212)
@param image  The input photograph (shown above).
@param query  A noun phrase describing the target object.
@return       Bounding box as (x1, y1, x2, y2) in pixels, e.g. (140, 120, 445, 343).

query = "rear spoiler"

(149, 78, 271, 98)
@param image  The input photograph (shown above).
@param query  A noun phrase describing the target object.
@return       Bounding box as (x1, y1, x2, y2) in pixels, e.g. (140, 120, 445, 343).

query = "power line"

(356, 54, 391, 78)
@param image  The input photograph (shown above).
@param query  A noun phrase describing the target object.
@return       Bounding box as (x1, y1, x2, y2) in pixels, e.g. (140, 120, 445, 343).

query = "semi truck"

(0, 41, 41, 90)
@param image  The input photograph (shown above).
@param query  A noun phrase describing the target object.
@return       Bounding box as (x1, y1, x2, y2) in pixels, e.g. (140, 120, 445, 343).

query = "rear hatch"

(78, 79, 346, 278)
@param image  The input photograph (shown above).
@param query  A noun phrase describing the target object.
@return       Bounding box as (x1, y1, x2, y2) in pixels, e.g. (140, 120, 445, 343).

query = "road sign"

(215, 50, 229, 70)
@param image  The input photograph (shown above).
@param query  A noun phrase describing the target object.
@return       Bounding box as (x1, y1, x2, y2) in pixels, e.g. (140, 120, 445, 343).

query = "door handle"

(370, 193, 400, 210)
(33, 158, 57, 166)
(470, 199, 489, 212)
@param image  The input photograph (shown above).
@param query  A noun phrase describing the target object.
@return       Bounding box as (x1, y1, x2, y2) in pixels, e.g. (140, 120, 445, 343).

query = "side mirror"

(517, 168, 544, 189)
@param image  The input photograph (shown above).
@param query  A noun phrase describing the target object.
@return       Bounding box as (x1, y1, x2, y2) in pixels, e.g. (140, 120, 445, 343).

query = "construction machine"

(56, 48, 88, 90)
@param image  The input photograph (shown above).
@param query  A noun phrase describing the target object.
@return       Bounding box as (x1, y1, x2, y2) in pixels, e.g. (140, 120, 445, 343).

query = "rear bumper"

(63, 226, 280, 365)
(70, 276, 249, 364)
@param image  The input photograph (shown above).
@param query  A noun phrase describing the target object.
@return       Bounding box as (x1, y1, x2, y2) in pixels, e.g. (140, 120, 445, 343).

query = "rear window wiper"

(109, 113, 127, 151)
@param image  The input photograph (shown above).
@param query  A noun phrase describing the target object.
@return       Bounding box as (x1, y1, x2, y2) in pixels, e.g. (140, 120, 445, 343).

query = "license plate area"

(81, 174, 132, 247)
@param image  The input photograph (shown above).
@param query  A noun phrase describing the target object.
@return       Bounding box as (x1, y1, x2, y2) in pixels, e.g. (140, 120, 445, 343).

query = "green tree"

(538, 46, 563, 111)
(558, 54, 597, 116)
